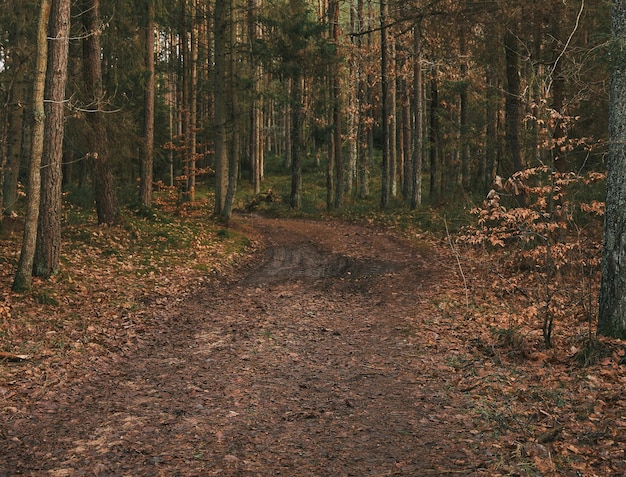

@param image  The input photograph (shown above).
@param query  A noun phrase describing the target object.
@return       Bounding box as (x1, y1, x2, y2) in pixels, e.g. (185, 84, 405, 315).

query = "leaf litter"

(0, 210, 624, 476)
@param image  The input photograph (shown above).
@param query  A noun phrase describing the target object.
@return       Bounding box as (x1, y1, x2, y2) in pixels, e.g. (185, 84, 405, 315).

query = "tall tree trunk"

(380, 0, 390, 208)
(356, 0, 369, 200)
(222, 0, 239, 219)
(459, 28, 470, 191)
(485, 72, 499, 193)
(13, 0, 51, 291)
(187, 0, 199, 201)
(291, 72, 304, 209)
(249, 0, 263, 195)
(410, 23, 423, 209)
(390, 37, 397, 198)
(504, 29, 523, 174)
(429, 72, 440, 203)
(550, 0, 567, 173)
(33, 0, 70, 278)
(598, 0, 626, 338)
(331, 0, 343, 209)
(214, 0, 228, 214)
(140, 0, 155, 207)
(82, 0, 118, 225)
(2, 5, 32, 217)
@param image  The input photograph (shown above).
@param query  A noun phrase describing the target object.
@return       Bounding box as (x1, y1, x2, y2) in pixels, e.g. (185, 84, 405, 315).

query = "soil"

(1, 216, 489, 476)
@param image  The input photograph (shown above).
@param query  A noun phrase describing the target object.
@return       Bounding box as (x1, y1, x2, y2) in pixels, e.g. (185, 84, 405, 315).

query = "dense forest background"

(0, 0, 613, 328)
(5, 3, 626, 474)
(0, 0, 609, 219)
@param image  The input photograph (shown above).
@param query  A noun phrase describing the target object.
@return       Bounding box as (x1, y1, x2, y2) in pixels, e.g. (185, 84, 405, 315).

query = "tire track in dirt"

(1, 216, 490, 476)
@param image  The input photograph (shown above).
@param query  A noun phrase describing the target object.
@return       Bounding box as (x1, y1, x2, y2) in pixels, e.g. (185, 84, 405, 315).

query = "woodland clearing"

(0, 210, 625, 476)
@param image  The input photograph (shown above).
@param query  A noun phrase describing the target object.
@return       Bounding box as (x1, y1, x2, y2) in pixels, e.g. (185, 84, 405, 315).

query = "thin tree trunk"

(459, 28, 470, 191)
(380, 0, 390, 208)
(222, 0, 239, 219)
(140, 1, 155, 207)
(291, 73, 303, 209)
(411, 23, 423, 209)
(249, 0, 263, 194)
(550, 0, 567, 173)
(13, 0, 50, 291)
(188, 0, 199, 201)
(331, 0, 343, 209)
(505, 29, 523, 174)
(429, 72, 440, 203)
(214, 0, 228, 214)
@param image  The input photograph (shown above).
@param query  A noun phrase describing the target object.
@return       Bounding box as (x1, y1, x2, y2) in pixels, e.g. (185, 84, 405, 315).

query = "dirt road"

(2, 216, 488, 476)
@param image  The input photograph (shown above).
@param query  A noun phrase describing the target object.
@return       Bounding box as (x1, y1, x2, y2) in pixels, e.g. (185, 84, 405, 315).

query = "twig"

(444, 219, 470, 312)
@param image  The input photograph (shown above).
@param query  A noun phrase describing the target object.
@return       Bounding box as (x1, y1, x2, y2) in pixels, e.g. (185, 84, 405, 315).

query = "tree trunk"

(222, 0, 239, 219)
(214, 0, 228, 214)
(504, 29, 523, 174)
(598, 0, 626, 338)
(249, 0, 263, 195)
(459, 28, 470, 191)
(13, 0, 50, 291)
(429, 72, 440, 203)
(82, 0, 118, 225)
(291, 72, 303, 209)
(410, 23, 423, 209)
(140, 0, 155, 208)
(331, 0, 343, 209)
(33, 0, 70, 278)
(187, 0, 199, 202)
(380, 0, 390, 208)
(550, 0, 567, 173)
(2, 5, 32, 217)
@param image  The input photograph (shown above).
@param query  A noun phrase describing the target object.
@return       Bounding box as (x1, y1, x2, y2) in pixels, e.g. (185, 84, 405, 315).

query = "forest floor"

(1, 213, 625, 476)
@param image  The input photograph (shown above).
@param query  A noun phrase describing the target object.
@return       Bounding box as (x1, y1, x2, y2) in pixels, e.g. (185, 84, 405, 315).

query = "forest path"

(2, 216, 489, 476)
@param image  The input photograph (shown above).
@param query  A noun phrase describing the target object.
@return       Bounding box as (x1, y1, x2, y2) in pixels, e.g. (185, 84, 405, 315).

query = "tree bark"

(410, 22, 423, 209)
(82, 0, 118, 225)
(33, 0, 70, 278)
(598, 0, 626, 338)
(504, 28, 523, 174)
(429, 72, 440, 203)
(214, 0, 229, 215)
(2, 5, 33, 217)
(380, 0, 390, 208)
(291, 72, 303, 209)
(13, 0, 50, 291)
(140, 0, 155, 208)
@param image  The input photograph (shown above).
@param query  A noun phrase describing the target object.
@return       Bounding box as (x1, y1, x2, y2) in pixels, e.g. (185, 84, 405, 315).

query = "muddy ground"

(1, 216, 489, 476)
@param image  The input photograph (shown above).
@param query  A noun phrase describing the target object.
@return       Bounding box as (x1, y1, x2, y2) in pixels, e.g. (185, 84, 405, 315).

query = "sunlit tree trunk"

(410, 22, 423, 209)
(188, 0, 199, 201)
(33, 0, 70, 278)
(13, 0, 50, 291)
(140, 0, 155, 208)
